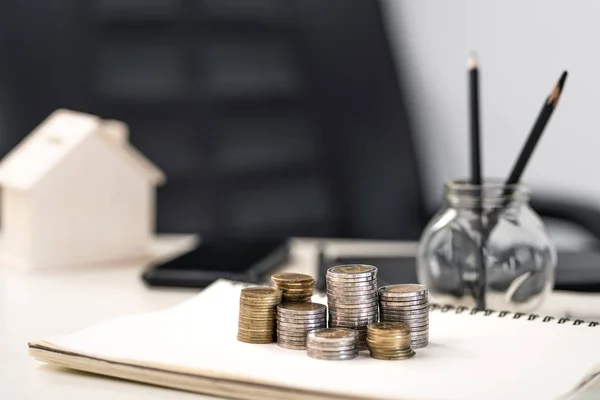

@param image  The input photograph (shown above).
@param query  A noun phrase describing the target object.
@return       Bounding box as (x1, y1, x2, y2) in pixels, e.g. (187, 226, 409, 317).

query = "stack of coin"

(271, 273, 315, 303)
(276, 302, 327, 350)
(306, 328, 359, 361)
(237, 287, 282, 344)
(326, 265, 378, 350)
(367, 322, 415, 360)
(378, 284, 429, 349)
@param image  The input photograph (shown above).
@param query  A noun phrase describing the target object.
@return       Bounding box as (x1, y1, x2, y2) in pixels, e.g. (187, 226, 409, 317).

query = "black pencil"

(468, 53, 486, 310)
(505, 71, 568, 186)
(469, 53, 482, 186)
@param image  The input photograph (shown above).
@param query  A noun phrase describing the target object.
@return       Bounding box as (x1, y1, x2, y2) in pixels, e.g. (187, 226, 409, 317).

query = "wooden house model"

(0, 109, 165, 269)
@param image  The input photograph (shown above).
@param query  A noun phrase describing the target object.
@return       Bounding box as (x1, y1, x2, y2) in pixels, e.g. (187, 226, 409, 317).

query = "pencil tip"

(467, 52, 478, 69)
(548, 70, 568, 105)
(558, 71, 568, 91)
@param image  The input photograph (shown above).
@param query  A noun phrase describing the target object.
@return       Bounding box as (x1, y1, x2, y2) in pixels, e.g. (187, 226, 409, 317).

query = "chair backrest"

(0, 0, 426, 240)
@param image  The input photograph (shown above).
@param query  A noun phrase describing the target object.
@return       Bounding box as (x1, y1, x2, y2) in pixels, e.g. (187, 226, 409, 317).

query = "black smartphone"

(142, 238, 290, 289)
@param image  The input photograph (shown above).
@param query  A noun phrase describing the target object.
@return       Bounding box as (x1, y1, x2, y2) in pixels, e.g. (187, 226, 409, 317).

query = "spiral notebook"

(28, 279, 600, 400)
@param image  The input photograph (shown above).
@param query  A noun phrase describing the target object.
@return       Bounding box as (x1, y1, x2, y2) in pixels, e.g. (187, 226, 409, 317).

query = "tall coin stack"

(378, 284, 429, 349)
(271, 273, 315, 303)
(367, 322, 414, 360)
(326, 265, 378, 350)
(306, 328, 359, 361)
(276, 303, 327, 350)
(237, 287, 282, 344)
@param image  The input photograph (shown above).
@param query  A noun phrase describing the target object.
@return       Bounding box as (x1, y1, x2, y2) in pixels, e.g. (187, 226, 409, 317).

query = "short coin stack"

(271, 273, 315, 303)
(237, 287, 283, 344)
(367, 322, 414, 360)
(378, 284, 429, 349)
(306, 328, 359, 360)
(326, 265, 378, 350)
(276, 303, 327, 350)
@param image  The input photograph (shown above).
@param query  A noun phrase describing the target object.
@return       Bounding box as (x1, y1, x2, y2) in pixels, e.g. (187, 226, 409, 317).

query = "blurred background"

(0, 0, 599, 249)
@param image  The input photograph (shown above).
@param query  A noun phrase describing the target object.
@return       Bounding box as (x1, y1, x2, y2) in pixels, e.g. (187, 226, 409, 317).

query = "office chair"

(0, 0, 426, 241)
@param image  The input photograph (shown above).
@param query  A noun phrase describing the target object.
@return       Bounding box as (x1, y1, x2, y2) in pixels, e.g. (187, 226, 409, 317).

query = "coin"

(237, 286, 282, 344)
(379, 284, 427, 297)
(377, 283, 429, 349)
(272, 273, 315, 284)
(277, 342, 307, 350)
(276, 301, 327, 349)
(378, 301, 429, 309)
(365, 321, 414, 359)
(305, 328, 359, 360)
(328, 264, 377, 276)
(277, 302, 327, 315)
(241, 286, 283, 298)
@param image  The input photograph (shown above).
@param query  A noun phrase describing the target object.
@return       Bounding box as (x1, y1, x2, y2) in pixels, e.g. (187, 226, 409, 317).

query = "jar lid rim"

(445, 178, 527, 191)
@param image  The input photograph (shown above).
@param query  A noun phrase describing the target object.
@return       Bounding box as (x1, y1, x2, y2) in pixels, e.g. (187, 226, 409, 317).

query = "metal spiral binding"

(430, 303, 600, 327)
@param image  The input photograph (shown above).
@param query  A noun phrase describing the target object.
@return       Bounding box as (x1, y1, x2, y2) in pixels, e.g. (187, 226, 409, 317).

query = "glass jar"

(417, 179, 556, 312)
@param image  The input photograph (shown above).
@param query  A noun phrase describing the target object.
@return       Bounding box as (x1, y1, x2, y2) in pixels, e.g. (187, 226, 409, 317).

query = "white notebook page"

(33, 280, 600, 400)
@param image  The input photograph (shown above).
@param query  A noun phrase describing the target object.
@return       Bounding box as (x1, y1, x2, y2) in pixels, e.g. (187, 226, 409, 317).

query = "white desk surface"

(4, 235, 600, 400)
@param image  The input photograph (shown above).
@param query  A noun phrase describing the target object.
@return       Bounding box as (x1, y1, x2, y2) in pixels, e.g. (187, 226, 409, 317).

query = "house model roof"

(0, 109, 166, 191)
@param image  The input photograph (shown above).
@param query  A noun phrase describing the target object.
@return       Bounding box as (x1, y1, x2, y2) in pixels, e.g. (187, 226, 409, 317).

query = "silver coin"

(328, 295, 378, 302)
(277, 342, 306, 350)
(378, 296, 429, 305)
(404, 324, 430, 331)
(277, 324, 326, 332)
(379, 301, 429, 310)
(307, 351, 358, 360)
(326, 279, 377, 287)
(276, 318, 327, 326)
(327, 290, 378, 297)
(275, 329, 308, 337)
(378, 284, 427, 297)
(326, 288, 378, 296)
(377, 307, 429, 316)
(277, 310, 327, 318)
(379, 311, 429, 319)
(306, 343, 358, 352)
(329, 304, 378, 311)
(329, 308, 379, 316)
(307, 347, 359, 356)
(327, 264, 377, 275)
(328, 320, 376, 328)
(411, 341, 429, 349)
(307, 349, 359, 358)
(327, 292, 378, 299)
(277, 336, 308, 343)
(277, 326, 326, 334)
(329, 313, 378, 320)
(327, 301, 379, 309)
(379, 316, 429, 324)
(276, 316, 327, 324)
(327, 294, 378, 303)
(378, 291, 428, 300)
(382, 320, 429, 329)
(327, 284, 378, 291)
(380, 318, 429, 326)
(277, 302, 327, 314)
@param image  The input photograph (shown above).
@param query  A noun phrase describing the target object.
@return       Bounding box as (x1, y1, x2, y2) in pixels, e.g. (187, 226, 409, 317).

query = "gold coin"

(272, 273, 315, 284)
(237, 337, 275, 344)
(368, 321, 409, 331)
(369, 347, 414, 354)
(278, 286, 314, 292)
(241, 287, 282, 298)
(369, 351, 415, 360)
